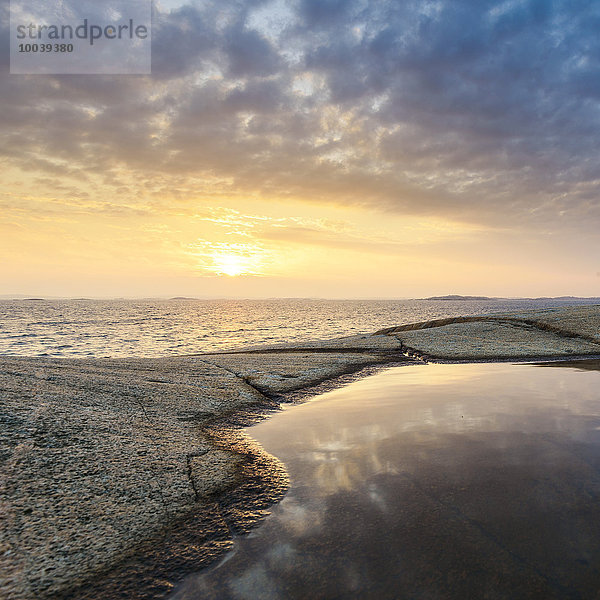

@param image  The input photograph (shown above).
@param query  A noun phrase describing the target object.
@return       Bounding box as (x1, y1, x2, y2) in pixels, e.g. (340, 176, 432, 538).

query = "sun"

(208, 246, 269, 277)
(213, 253, 251, 277)
(192, 242, 270, 277)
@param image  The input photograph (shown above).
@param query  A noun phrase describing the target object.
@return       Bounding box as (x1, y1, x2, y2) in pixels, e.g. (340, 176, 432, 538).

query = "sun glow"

(191, 242, 271, 277)
(212, 252, 255, 276)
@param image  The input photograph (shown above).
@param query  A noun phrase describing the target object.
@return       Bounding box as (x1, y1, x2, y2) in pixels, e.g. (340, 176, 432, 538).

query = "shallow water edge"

(172, 360, 600, 600)
(70, 356, 600, 599)
(58, 361, 408, 599)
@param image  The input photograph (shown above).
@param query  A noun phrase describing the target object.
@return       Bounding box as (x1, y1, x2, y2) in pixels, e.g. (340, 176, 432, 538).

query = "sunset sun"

(212, 253, 252, 277)
(205, 245, 269, 277)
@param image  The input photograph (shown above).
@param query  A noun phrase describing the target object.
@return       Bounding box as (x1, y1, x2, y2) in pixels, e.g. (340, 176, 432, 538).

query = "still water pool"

(172, 362, 600, 599)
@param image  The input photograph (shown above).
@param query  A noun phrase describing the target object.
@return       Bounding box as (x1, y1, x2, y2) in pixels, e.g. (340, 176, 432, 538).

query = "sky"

(1, 0, 600, 298)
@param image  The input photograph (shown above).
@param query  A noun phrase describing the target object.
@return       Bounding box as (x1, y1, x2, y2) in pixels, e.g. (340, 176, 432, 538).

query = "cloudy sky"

(2, 0, 600, 298)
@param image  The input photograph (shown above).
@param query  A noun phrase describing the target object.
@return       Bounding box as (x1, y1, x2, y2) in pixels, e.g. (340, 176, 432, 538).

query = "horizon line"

(2, 294, 600, 302)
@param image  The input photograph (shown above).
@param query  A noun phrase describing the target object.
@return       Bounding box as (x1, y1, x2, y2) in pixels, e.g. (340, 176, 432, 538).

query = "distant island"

(426, 295, 494, 301)
(425, 295, 600, 302)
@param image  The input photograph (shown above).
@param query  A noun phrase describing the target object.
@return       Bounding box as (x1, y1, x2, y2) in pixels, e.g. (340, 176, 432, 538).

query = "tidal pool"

(171, 362, 600, 599)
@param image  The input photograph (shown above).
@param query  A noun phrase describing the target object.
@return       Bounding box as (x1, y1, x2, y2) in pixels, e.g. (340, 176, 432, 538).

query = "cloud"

(2, 0, 600, 236)
(189, 208, 487, 259)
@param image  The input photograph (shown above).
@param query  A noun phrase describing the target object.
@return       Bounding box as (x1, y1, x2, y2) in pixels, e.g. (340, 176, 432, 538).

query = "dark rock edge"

(54, 360, 409, 600)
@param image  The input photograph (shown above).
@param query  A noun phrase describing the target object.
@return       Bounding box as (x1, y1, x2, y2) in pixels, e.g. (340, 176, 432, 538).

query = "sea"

(0, 297, 598, 359)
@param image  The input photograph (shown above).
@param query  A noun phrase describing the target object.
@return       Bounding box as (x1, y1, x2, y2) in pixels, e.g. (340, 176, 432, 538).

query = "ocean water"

(0, 298, 597, 359)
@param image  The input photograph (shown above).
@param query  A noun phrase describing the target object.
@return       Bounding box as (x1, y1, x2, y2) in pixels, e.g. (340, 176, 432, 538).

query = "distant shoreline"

(2, 294, 600, 301)
(424, 294, 600, 301)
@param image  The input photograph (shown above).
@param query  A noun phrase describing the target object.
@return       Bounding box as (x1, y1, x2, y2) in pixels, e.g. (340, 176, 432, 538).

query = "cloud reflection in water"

(171, 363, 600, 599)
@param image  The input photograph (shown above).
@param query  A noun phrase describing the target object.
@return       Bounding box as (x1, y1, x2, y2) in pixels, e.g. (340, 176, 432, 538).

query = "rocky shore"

(1, 304, 599, 599)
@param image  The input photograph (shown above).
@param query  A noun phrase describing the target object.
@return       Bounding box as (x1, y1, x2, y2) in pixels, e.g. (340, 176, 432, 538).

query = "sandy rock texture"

(201, 347, 404, 396)
(0, 350, 402, 599)
(1, 304, 599, 599)
(0, 356, 264, 599)
(377, 304, 600, 359)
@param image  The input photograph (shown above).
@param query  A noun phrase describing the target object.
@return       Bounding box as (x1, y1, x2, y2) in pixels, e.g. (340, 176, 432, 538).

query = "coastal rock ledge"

(1, 305, 599, 599)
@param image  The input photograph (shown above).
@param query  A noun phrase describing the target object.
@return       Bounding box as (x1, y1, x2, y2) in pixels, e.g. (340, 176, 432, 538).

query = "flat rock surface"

(0, 356, 265, 599)
(380, 304, 600, 359)
(1, 304, 599, 599)
(0, 352, 398, 599)
(201, 350, 404, 395)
